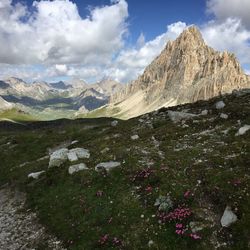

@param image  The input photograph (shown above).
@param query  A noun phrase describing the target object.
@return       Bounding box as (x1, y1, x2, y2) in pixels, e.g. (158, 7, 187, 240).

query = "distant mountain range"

(0, 77, 122, 120)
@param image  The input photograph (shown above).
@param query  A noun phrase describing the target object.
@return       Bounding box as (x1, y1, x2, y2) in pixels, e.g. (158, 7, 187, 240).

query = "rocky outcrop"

(110, 26, 250, 118)
(0, 96, 13, 111)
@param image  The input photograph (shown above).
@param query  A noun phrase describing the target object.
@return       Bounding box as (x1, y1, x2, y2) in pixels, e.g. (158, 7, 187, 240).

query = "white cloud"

(201, 18, 250, 64)
(0, 0, 128, 64)
(136, 33, 146, 48)
(55, 64, 68, 74)
(207, 0, 250, 28)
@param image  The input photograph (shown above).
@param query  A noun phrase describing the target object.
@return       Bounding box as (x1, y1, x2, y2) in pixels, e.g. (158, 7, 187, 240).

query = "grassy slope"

(78, 105, 122, 119)
(0, 108, 77, 122)
(0, 92, 249, 249)
(0, 108, 38, 122)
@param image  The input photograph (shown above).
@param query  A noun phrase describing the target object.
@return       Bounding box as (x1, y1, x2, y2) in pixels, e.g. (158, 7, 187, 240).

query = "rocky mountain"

(92, 78, 123, 96)
(1, 77, 53, 101)
(109, 26, 250, 119)
(74, 88, 108, 112)
(49, 81, 71, 90)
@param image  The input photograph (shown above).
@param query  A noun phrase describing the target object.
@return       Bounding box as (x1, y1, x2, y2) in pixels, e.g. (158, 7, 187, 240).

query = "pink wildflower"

(175, 223, 183, 229)
(190, 233, 201, 240)
(145, 186, 153, 193)
(184, 190, 191, 198)
(112, 237, 122, 246)
(99, 234, 109, 245)
(96, 190, 104, 197)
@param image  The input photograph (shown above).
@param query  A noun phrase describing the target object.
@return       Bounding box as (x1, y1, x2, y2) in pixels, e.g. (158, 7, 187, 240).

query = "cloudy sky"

(0, 0, 250, 83)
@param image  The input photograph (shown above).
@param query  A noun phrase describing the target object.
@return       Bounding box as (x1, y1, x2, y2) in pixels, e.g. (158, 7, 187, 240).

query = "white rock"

(221, 206, 237, 227)
(168, 111, 197, 123)
(49, 148, 69, 167)
(216, 101, 225, 109)
(111, 120, 118, 127)
(131, 135, 139, 140)
(28, 171, 45, 179)
(201, 109, 208, 116)
(95, 161, 121, 172)
(236, 125, 250, 136)
(101, 147, 110, 154)
(220, 113, 228, 119)
(67, 151, 78, 162)
(68, 163, 88, 175)
(148, 240, 154, 247)
(68, 148, 90, 159)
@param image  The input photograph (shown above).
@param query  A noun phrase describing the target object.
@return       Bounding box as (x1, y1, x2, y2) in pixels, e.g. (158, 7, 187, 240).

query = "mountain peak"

(176, 25, 204, 46)
(5, 77, 26, 85)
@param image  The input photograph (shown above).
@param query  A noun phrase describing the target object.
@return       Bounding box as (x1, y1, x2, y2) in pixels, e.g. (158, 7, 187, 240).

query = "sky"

(0, 0, 250, 83)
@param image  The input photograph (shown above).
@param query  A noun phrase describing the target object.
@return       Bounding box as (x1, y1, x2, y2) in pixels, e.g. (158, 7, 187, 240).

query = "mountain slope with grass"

(0, 89, 249, 249)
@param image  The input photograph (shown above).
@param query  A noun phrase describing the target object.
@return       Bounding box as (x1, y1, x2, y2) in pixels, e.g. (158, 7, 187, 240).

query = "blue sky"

(15, 0, 207, 43)
(1, 0, 250, 83)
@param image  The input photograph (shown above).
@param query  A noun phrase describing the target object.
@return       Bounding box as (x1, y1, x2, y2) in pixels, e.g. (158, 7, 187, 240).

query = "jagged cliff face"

(110, 26, 250, 118)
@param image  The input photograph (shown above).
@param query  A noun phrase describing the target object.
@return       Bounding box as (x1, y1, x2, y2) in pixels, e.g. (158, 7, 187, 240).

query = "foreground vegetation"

(0, 91, 249, 249)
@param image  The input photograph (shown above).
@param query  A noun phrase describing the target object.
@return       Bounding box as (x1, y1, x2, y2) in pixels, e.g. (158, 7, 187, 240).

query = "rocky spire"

(110, 26, 250, 118)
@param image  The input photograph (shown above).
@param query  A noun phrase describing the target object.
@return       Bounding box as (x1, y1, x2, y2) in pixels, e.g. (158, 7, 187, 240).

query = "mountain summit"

(110, 26, 250, 118)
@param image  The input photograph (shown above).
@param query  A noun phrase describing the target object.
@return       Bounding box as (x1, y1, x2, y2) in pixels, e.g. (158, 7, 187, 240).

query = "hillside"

(0, 89, 249, 249)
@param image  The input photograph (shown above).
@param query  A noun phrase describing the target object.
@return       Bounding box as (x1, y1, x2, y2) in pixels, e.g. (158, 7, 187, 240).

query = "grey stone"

(131, 135, 139, 140)
(236, 125, 250, 136)
(111, 120, 118, 127)
(95, 161, 121, 172)
(49, 148, 68, 167)
(67, 151, 78, 162)
(69, 148, 90, 159)
(220, 206, 237, 227)
(68, 163, 88, 175)
(220, 113, 228, 119)
(201, 109, 208, 116)
(28, 171, 45, 179)
(168, 111, 197, 123)
(215, 101, 225, 109)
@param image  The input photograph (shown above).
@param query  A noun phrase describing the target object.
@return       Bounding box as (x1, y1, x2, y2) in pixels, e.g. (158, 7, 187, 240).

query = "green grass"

(0, 92, 249, 249)
(78, 106, 122, 119)
(0, 108, 38, 122)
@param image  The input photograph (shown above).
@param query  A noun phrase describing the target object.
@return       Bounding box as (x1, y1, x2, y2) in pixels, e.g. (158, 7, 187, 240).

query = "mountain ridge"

(0, 77, 122, 120)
